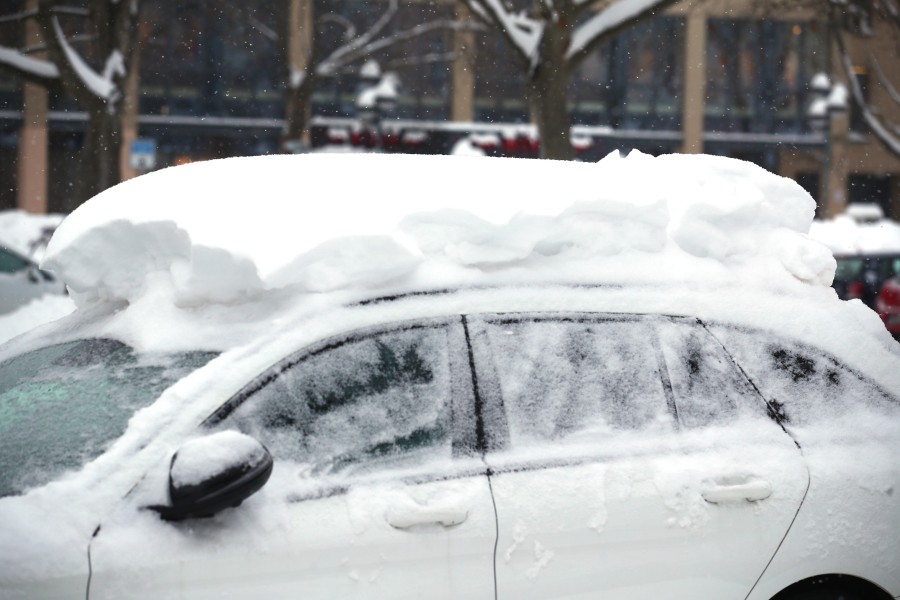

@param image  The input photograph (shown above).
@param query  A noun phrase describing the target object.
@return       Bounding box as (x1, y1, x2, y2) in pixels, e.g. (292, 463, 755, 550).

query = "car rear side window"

(656, 321, 766, 428)
(478, 318, 672, 446)
(219, 326, 455, 476)
(707, 326, 898, 425)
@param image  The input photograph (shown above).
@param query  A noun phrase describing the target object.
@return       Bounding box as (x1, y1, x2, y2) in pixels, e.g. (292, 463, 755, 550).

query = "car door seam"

(742, 473, 812, 600)
(461, 314, 500, 600)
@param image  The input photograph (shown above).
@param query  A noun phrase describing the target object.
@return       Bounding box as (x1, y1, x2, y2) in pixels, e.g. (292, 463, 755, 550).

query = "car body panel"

(1, 287, 898, 598)
(90, 474, 497, 599)
(467, 314, 809, 599)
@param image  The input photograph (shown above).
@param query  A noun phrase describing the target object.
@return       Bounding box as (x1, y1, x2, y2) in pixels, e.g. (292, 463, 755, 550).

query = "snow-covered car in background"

(0, 244, 65, 315)
(876, 276, 900, 339)
(832, 252, 900, 308)
(1, 154, 898, 600)
(809, 205, 900, 310)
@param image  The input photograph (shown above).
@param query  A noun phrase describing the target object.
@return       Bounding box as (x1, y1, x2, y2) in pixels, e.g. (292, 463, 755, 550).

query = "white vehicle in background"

(0, 153, 897, 599)
(0, 244, 65, 315)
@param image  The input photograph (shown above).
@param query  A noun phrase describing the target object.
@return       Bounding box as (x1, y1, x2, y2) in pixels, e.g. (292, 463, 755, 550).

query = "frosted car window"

(482, 319, 671, 445)
(223, 327, 453, 476)
(708, 326, 898, 425)
(657, 321, 766, 428)
(0, 339, 218, 497)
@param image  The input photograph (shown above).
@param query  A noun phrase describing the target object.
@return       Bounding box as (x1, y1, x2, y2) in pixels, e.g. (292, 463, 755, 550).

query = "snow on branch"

(464, 0, 543, 63)
(871, 54, 900, 105)
(0, 45, 59, 80)
(567, 0, 671, 62)
(838, 40, 900, 155)
(326, 0, 399, 67)
(319, 19, 478, 75)
(52, 16, 123, 103)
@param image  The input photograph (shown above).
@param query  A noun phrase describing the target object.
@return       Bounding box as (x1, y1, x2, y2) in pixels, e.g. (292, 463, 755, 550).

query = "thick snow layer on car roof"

(43, 152, 832, 308)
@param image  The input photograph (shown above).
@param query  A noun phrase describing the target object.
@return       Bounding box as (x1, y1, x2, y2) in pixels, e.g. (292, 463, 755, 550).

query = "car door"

(88, 317, 497, 599)
(467, 313, 809, 600)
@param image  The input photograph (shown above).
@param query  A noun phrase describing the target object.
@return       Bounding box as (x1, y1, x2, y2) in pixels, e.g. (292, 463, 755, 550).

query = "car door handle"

(386, 505, 469, 530)
(701, 480, 773, 504)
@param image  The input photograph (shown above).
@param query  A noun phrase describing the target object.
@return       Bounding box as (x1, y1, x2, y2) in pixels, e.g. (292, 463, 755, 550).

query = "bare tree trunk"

(284, 77, 315, 145)
(529, 22, 575, 161)
(75, 103, 121, 210)
(282, 0, 315, 149)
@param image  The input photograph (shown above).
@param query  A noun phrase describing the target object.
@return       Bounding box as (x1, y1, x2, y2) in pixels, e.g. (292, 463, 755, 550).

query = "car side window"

(220, 326, 456, 476)
(478, 317, 673, 446)
(707, 325, 898, 425)
(656, 321, 766, 428)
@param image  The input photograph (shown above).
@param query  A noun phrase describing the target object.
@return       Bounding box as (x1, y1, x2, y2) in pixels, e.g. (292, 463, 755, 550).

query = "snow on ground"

(809, 204, 900, 254)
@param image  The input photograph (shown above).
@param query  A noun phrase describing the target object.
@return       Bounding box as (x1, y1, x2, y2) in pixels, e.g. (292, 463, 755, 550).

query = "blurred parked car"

(876, 276, 900, 339)
(0, 245, 66, 314)
(1, 154, 898, 600)
(831, 252, 900, 308)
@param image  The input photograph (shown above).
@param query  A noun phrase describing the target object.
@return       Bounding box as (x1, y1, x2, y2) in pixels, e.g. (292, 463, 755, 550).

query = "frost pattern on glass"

(656, 321, 765, 428)
(0, 339, 218, 497)
(709, 326, 899, 425)
(224, 327, 452, 476)
(483, 319, 671, 446)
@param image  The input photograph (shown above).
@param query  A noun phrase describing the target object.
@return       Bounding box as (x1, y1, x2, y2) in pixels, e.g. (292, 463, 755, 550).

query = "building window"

(705, 19, 827, 134)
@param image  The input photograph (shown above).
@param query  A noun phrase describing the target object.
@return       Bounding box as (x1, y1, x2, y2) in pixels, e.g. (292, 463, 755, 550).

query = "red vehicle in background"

(876, 276, 900, 339)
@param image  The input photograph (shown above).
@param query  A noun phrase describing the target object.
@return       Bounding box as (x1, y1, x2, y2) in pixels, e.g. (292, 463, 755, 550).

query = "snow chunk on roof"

(43, 152, 831, 310)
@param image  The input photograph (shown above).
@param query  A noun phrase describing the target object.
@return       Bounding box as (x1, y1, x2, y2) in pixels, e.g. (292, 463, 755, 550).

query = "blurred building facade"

(1, 0, 898, 218)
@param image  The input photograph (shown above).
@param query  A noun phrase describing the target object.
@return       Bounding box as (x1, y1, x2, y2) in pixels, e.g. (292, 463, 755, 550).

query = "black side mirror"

(153, 431, 273, 522)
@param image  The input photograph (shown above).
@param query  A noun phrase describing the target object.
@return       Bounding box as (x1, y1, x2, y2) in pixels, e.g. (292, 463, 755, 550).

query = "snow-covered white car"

(0, 244, 65, 315)
(0, 154, 898, 600)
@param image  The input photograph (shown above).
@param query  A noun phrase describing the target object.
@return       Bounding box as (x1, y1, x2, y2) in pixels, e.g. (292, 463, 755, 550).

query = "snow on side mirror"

(153, 430, 273, 522)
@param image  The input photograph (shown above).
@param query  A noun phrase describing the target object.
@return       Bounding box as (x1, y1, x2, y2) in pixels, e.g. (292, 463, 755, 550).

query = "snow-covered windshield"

(0, 339, 217, 497)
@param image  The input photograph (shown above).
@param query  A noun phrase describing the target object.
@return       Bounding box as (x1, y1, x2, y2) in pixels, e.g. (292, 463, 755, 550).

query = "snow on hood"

(43, 151, 833, 312)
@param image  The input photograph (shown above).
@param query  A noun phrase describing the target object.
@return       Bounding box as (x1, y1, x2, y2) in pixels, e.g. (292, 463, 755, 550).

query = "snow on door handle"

(386, 505, 469, 530)
(701, 480, 773, 504)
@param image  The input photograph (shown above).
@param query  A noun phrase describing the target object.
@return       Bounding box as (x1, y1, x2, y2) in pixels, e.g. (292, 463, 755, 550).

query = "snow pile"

(42, 152, 833, 315)
(0, 210, 65, 260)
(809, 206, 900, 254)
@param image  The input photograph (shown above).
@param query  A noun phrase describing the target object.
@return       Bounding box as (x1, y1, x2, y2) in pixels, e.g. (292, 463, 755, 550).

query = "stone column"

(451, 3, 475, 123)
(16, 0, 48, 214)
(681, 7, 707, 154)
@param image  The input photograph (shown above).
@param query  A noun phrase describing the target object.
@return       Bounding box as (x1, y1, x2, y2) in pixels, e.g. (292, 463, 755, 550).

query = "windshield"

(0, 338, 217, 497)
